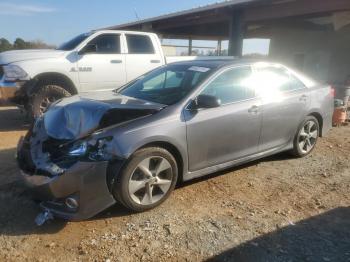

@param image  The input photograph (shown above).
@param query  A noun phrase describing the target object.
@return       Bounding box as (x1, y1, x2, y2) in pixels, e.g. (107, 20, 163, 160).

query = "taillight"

(330, 86, 335, 98)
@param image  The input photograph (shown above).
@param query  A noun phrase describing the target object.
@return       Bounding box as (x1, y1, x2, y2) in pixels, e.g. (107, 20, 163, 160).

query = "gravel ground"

(0, 106, 349, 262)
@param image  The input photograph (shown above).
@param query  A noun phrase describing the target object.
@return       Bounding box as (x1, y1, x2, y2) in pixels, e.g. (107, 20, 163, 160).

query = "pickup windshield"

(57, 32, 92, 51)
(119, 64, 214, 105)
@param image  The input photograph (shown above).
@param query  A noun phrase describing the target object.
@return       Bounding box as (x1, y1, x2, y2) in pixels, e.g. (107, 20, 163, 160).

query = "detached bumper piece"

(35, 209, 54, 226)
(17, 122, 116, 221)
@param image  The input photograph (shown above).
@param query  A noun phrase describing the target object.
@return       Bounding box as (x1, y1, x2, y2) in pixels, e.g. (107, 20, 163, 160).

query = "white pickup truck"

(0, 30, 232, 118)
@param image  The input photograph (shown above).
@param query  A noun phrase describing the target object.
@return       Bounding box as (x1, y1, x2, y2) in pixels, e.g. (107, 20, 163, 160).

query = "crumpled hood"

(0, 49, 66, 64)
(43, 91, 165, 140)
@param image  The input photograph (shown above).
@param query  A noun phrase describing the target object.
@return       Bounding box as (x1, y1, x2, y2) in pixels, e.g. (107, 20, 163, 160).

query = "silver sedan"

(17, 60, 333, 221)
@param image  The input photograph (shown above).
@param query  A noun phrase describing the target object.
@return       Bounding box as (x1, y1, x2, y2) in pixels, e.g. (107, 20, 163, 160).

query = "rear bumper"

(17, 137, 117, 221)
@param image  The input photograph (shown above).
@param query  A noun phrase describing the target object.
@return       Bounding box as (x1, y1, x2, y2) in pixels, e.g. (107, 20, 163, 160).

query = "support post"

(217, 39, 222, 56)
(188, 38, 193, 56)
(228, 10, 244, 57)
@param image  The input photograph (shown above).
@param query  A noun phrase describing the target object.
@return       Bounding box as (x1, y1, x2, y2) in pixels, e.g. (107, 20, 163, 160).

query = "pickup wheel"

(31, 85, 70, 119)
(291, 116, 319, 158)
(112, 147, 178, 212)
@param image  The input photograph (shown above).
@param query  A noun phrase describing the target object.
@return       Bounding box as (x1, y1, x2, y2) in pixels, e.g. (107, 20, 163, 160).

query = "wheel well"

(308, 112, 324, 136)
(140, 142, 184, 182)
(32, 72, 78, 95)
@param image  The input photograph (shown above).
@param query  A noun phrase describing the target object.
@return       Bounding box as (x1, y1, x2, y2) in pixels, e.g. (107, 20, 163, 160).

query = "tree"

(0, 37, 55, 52)
(0, 38, 12, 52)
(14, 38, 27, 49)
(27, 39, 55, 49)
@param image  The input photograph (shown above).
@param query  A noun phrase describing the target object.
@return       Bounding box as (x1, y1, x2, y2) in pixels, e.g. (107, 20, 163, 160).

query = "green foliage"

(0, 37, 55, 53)
(0, 38, 12, 52)
(13, 38, 27, 49)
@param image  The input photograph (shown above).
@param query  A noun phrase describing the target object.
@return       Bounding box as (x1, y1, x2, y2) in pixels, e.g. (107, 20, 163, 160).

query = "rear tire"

(30, 85, 70, 119)
(291, 116, 319, 157)
(112, 147, 178, 212)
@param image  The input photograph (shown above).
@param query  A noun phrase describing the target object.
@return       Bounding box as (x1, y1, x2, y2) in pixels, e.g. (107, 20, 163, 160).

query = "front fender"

(14, 59, 80, 93)
(94, 114, 189, 175)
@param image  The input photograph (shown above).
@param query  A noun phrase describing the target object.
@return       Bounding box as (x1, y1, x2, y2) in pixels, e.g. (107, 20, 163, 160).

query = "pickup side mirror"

(189, 94, 221, 110)
(78, 44, 97, 55)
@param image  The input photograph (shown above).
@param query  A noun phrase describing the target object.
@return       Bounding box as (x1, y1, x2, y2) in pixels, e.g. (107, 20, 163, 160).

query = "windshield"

(119, 64, 214, 105)
(57, 32, 92, 51)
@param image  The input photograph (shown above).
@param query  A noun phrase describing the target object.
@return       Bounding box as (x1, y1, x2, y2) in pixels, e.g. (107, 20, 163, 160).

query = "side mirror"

(190, 94, 221, 110)
(78, 44, 97, 55)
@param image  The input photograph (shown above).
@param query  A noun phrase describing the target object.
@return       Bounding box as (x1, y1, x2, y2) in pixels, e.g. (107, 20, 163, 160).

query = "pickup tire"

(30, 85, 70, 119)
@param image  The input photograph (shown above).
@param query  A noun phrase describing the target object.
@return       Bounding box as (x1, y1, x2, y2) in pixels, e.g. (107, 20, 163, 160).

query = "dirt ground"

(0, 106, 349, 262)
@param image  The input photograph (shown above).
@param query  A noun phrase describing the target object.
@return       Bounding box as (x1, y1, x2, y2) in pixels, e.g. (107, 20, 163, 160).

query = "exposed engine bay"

(19, 93, 164, 175)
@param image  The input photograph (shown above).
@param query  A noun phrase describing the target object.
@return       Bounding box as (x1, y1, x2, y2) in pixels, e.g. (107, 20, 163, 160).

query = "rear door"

(253, 64, 310, 151)
(185, 66, 262, 171)
(124, 34, 163, 82)
(77, 33, 126, 92)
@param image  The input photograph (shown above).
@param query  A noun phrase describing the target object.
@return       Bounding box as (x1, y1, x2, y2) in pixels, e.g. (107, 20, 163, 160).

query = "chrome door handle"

(150, 60, 161, 63)
(110, 60, 122, 64)
(248, 105, 259, 114)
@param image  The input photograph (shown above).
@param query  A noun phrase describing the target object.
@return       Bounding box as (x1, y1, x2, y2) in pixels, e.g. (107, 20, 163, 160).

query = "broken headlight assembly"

(67, 140, 88, 157)
(67, 136, 114, 161)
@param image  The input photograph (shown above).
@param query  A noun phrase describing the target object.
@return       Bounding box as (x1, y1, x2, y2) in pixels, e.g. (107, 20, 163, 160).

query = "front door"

(185, 66, 262, 172)
(77, 33, 126, 92)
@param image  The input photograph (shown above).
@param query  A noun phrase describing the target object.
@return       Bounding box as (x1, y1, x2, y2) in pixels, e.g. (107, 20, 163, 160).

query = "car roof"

(168, 58, 264, 70)
(169, 58, 317, 88)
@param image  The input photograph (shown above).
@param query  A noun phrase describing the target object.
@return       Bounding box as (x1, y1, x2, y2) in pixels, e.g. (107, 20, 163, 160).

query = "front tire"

(30, 85, 70, 119)
(112, 147, 178, 212)
(291, 116, 319, 157)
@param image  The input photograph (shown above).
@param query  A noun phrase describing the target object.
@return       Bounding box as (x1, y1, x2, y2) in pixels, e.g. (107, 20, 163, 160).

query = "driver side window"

(201, 67, 255, 105)
(88, 34, 121, 54)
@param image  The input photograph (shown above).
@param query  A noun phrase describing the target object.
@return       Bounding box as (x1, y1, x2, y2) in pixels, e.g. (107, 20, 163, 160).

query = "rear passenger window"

(201, 67, 255, 104)
(255, 66, 305, 93)
(289, 74, 306, 90)
(126, 35, 155, 54)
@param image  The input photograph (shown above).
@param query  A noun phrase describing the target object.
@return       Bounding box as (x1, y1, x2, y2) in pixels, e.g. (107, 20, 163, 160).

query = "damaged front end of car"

(16, 94, 164, 223)
(17, 117, 120, 222)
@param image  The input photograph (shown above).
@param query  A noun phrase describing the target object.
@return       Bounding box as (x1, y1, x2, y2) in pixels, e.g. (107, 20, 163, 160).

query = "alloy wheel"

(128, 156, 173, 205)
(297, 120, 318, 154)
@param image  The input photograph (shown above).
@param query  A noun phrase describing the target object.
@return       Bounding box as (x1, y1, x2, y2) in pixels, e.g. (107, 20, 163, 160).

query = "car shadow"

(93, 152, 296, 221)
(0, 106, 29, 132)
(90, 203, 135, 221)
(178, 151, 293, 189)
(0, 180, 133, 237)
(0, 178, 67, 236)
(207, 207, 350, 262)
(0, 131, 305, 237)
(0, 147, 66, 236)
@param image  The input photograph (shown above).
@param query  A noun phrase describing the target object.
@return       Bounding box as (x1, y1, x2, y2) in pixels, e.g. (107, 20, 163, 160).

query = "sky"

(0, 0, 270, 54)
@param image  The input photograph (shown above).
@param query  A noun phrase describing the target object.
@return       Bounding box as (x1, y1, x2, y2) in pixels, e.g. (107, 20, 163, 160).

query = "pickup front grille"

(0, 66, 3, 79)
